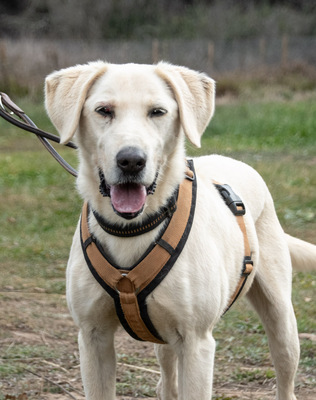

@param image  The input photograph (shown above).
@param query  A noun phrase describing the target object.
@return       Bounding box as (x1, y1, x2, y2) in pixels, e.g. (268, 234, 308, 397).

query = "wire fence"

(1, 35, 315, 90)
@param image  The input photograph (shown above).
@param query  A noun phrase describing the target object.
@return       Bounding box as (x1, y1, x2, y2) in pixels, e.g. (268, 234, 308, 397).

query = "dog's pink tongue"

(110, 183, 147, 214)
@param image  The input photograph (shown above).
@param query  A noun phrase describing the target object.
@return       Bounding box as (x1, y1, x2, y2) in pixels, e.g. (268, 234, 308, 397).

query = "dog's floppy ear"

(156, 62, 215, 148)
(45, 61, 108, 144)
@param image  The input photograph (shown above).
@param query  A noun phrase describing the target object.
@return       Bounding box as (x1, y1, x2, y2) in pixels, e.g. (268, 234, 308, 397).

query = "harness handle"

(0, 92, 78, 177)
(213, 181, 254, 313)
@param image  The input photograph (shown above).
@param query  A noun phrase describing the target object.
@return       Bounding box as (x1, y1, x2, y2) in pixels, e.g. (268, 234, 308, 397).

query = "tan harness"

(80, 161, 253, 344)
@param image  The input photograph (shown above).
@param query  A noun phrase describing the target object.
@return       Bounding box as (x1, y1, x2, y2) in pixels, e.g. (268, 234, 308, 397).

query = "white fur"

(45, 61, 315, 400)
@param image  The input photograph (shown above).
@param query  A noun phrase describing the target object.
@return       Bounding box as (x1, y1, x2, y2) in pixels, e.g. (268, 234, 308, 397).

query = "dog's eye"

(149, 108, 167, 118)
(95, 106, 114, 119)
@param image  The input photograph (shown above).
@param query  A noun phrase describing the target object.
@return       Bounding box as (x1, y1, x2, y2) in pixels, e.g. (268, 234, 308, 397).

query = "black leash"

(0, 92, 78, 177)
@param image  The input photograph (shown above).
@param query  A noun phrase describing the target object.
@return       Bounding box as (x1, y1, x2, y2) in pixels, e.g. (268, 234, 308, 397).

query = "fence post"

(0, 40, 8, 80)
(207, 41, 215, 72)
(281, 34, 288, 67)
(152, 39, 159, 64)
(259, 37, 266, 65)
(46, 45, 59, 70)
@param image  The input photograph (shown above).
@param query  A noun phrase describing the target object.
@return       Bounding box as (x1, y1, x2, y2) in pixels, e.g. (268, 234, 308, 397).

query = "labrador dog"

(45, 61, 316, 400)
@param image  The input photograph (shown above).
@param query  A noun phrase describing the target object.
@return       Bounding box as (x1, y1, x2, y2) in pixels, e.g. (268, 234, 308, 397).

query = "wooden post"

(162, 40, 168, 61)
(281, 35, 288, 67)
(0, 40, 8, 83)
(47, 46, 59, 70)
(259, 37, 266, 65)
(207, 41, 215, 72)
(152, 39, 159, 64)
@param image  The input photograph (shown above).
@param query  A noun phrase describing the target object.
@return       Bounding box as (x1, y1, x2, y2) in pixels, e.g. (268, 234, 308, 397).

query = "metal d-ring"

(115, 273, 140, 295)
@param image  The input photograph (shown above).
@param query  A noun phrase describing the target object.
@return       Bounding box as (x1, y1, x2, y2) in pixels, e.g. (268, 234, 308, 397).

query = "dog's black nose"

(116, 146, 147, 174)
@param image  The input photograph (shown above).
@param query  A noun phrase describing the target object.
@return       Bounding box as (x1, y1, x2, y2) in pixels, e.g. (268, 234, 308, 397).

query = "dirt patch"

(0, 290, 314, 400)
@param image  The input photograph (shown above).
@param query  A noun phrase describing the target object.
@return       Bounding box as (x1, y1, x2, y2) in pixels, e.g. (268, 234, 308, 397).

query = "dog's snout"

(116, 146, 147, 174)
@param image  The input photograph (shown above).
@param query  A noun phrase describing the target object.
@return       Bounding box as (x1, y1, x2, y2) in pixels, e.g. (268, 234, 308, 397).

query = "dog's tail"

(285, 234, 316, 271)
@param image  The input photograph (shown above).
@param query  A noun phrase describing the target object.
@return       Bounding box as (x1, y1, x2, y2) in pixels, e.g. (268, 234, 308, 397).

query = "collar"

(91, 189, 178, 238)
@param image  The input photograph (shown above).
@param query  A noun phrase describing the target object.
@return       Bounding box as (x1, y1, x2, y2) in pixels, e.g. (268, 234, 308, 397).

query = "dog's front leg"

(177, 331, 216, 400)
(78, 326, 116, 400)
(155, 344, 178, 400)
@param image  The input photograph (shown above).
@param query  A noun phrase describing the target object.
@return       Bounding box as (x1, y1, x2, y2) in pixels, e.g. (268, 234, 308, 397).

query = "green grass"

(216, 101, 314, 151)
(0, 344, 58, 376)
(0, 148, 80, 292)
(190, 97, 316, 154)
(0, 102, 80, 292)
(0, 95, 315, 397)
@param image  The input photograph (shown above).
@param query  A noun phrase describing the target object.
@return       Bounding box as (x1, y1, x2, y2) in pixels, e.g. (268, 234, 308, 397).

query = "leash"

(0, 92, 78, 177)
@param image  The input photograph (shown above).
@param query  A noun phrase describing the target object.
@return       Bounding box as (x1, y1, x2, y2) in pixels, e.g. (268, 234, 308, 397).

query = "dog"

(45, 61, 316, 400)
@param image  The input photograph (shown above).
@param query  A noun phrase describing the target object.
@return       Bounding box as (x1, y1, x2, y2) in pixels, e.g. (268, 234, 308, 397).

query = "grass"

(0, 102, 80, 292)
(0, 93, 315, 398)
(207, 101, 316, 152)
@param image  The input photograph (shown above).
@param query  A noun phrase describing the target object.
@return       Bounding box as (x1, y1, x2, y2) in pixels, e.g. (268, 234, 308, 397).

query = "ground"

(0, 289, 314, 400)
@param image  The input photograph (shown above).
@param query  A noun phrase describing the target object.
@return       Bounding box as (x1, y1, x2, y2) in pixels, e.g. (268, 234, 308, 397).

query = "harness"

(80, 160, 253, 344)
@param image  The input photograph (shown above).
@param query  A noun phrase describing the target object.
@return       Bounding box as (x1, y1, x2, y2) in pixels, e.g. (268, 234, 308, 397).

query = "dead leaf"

(5, 394, 28, 400)
(299, 333, 316, 342)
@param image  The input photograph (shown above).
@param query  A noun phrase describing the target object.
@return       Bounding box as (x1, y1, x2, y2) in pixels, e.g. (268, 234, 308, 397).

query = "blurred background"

(0, 0, 316, 98)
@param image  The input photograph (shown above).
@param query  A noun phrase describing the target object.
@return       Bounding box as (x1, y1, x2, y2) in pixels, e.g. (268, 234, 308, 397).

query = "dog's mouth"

(98, 170, 157, 220)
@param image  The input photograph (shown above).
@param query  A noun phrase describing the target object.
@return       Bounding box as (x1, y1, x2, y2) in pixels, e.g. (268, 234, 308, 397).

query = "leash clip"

(215, 183, 246, 216)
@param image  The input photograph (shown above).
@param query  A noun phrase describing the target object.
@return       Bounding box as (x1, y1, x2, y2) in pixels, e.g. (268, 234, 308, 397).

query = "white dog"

(45, 61, 316, 400)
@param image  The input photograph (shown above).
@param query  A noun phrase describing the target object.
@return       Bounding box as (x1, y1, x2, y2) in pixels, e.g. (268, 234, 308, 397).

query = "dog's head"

(45, 61, 215, 220)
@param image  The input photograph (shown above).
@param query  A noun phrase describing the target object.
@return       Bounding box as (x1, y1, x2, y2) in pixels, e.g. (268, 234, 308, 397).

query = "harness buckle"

(185, 159, 195, 181)
(242, 256, 253, 276)
(185, 170, 195, 181)
(215, 183, 246, 216)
